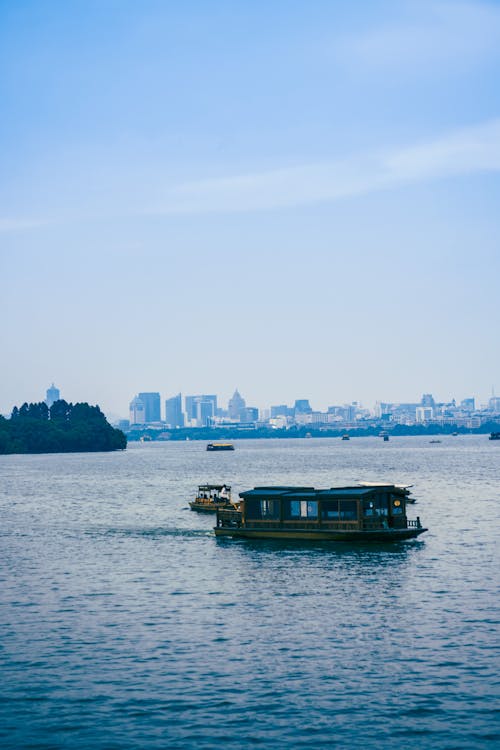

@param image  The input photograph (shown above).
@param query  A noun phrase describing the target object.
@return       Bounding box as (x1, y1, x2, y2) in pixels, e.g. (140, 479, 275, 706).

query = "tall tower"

(228, 389, 246, 421)
(129, 396, 146, 425)
(137, 392, 161, 423)
(45, 383, 60, 408)
(165, 393, 185, 428)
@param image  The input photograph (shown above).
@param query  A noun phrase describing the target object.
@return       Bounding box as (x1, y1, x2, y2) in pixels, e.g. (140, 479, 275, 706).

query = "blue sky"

(1, 0, 499, 417)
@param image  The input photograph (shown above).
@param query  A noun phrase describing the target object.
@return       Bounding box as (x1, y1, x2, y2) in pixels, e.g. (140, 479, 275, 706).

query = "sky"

(1, 0, 499, 418)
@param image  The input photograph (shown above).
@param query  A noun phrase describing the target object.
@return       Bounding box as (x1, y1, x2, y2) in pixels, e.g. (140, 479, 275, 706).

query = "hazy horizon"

(2, 1, 499, 417)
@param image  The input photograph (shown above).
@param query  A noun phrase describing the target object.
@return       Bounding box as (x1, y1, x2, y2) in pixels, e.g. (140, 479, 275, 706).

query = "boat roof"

(240, 485, 407, 500)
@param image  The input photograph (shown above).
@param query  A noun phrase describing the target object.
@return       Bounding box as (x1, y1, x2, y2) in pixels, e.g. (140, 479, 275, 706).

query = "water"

(1, 436, 499, 749)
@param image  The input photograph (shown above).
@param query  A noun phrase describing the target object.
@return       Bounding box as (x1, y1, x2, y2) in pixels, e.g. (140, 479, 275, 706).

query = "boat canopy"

(239, 485, 408, 500)
(198, 484, 231, 492)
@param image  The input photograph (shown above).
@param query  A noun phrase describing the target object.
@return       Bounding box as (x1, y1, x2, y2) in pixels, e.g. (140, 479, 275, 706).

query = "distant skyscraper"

(138, 392, 161, 422)
(271, 405, 292, 418)
(185, 395, 217, 426)
(165, 393, 185, 428)
(460, 398, 475, 411)
(228, 389, 246, 420)
(294, 399, 312, 414)
(129, 396, 146, 424)
(421, 394, 435, 407)
(45, 383, 60, 407)
(241, 407, 259, 422)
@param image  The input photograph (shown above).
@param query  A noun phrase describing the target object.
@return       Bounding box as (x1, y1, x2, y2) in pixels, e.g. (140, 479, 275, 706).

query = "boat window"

(392, 498, 403, 515)
(370, 493, 389, 517)
(322, 500, 339, 519)
(338, 500, 357, 519)
(307, 501, 318, 518)
(363, 500, 376, 517)
(245, 499, 261, 519)
(260, 499, 280, 519)
(285, 499, 318, 519)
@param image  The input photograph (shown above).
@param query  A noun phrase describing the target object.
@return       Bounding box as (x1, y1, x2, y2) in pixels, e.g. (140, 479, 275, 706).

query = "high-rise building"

(294, 399, 312, 414)
(165, 393, 185, 428)
(45, 383, 60, 407)
(240, 407, 259, 422)
(460, 398, 475, 412)
(228, 389, 246, 420)
(138, 392, 161, 423)
(421, 394, 435, 407)
(271, 404, 292, 418)
(185, 395, 217, 426)
(129, 396, 146, 424)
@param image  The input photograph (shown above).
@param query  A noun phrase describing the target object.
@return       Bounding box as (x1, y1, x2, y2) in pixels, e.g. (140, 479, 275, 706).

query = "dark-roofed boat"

(215, 485, 426, 541)
(207, 442, 235, 451)
(189, 484, 236, 513)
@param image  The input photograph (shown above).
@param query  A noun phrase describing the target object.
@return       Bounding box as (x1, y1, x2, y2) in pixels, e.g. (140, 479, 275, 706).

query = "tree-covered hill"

(0, 400, 127, 454)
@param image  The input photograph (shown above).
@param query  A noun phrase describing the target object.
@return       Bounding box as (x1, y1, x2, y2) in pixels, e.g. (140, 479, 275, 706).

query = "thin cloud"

(336, 1, 500, 73)
(153, 119, 500, 215)
(0, 217, 47, 233)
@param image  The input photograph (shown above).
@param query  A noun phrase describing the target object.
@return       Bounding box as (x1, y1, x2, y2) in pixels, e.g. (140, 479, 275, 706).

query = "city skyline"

(2, 381, 500, 422)
(1, 1, 499, 416)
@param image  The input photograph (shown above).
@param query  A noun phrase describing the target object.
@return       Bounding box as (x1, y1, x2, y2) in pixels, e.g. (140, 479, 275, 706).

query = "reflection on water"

(0, 436, 499, 749)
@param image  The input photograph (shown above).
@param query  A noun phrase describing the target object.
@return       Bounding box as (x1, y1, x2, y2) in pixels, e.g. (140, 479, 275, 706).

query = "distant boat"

(207, 442, 235, 451)
(452, 431, 458, 436)
(489, 432, 500, 441)
(429, 440, 441, 444)
(341, 435, 350, 441)
(189, 484, 236, 513)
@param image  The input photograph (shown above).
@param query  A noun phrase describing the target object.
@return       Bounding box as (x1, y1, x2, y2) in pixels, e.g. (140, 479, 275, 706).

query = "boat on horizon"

(489, 432, 500, 441)
(215, 484, 426, 542)
(207, 442, 235, 451)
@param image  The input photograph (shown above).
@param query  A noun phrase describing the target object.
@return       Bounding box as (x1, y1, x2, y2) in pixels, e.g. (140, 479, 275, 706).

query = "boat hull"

(189, 502, 235, 513)
(214, 526, 427, 541)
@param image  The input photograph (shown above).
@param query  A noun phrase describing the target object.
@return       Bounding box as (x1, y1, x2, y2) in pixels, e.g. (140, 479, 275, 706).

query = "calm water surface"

(1, 437, 499, 749)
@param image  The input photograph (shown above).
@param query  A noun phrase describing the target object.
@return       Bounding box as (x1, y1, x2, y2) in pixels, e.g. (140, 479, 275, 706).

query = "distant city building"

(228, 389, 246, 421)
(294, 399, 312, 414)
(271, 404, 292, 418)
(129, 396, 146, 425)
(488, 396, 500, 413)
(421, 394, 435, 407)
(240, 407, 259, 422)
(460, 398, 475, 412)
(416, 406, 434, 422)
(185, 395, 217, 427)
(45, 383, 60, 408)
(138, 392, 161, 423)
(165, 393, 185, 428)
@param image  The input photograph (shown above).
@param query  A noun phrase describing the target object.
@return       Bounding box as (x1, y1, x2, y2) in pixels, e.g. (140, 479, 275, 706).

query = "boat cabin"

(215, 484, 426, 541)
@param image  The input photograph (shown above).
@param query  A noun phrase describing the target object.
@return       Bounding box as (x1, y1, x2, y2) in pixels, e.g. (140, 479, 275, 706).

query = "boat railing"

(407, 518, 422, 528)
(217, 509, 242, 528)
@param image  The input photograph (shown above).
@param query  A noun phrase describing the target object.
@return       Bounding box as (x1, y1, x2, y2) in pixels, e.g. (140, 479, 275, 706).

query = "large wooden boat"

(189, 484, 235, 513)
(206, 442, 235, 451)
(214, 484, 427, 541)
